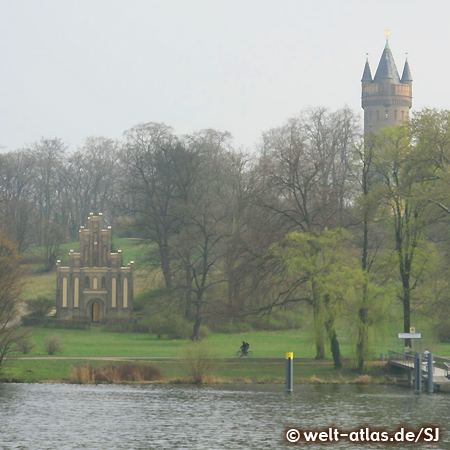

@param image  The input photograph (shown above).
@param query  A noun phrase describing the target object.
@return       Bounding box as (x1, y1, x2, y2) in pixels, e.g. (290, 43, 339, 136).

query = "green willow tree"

(351, 137, 391, 372)
(352, 140, 377, 372)
(273, 228, 361, 368)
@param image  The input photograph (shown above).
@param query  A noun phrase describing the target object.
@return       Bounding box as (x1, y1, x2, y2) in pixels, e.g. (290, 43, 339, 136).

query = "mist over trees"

(2, 106, 450, 368)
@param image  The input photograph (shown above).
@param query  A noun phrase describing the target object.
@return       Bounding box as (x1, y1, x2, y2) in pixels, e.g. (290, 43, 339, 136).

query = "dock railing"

(388, 350, 415, 368)
(433, 356, 450, 377)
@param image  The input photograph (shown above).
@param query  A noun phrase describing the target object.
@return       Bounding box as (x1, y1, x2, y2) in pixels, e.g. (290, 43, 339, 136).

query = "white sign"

(398, 333, 421, 339)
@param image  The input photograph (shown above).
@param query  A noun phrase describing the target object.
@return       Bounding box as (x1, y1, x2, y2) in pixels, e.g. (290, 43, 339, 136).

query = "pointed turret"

(361, 57, 372, 82)
(401, 56, 413, 83)
(373, 41, 401, 83)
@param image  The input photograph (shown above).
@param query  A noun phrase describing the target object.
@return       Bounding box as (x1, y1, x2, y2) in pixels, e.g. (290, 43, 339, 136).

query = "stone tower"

(361, 32, 412, 135)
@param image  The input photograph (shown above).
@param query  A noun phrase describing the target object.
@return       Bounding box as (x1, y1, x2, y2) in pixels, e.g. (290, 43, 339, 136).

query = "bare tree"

(255, 107, 359, 233)
(171, 129, 234, 339)
(0, 150, 36, 253)
(0, 232, 26, 374)
(29, 138, 67, 270)
(120, 122, 178, 289)
(61, 137, 119, 238)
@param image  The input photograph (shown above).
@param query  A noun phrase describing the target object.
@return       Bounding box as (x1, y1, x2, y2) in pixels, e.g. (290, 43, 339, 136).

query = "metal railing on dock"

(388, 350, 415, 368)
(433, 356, 450, 377)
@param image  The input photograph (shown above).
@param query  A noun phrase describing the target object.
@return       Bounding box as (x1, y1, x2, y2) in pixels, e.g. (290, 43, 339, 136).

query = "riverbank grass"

(2, 358, 394, 385)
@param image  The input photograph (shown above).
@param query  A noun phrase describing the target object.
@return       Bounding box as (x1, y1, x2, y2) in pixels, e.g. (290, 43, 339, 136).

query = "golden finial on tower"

(385, 29, 390, 41)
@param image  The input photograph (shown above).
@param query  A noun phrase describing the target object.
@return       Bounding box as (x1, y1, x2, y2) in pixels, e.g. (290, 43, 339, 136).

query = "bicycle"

(235, 348, 253, 357)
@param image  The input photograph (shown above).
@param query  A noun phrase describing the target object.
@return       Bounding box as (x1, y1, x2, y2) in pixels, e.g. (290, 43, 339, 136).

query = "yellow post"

(286, 352, 293, 392)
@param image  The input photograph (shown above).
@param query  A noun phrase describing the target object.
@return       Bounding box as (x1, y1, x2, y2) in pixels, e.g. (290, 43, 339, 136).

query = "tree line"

(2, 106, 450, 370)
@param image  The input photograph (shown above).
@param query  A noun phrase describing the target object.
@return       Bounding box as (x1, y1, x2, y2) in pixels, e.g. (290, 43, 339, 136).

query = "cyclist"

(240, 340, 250, 356)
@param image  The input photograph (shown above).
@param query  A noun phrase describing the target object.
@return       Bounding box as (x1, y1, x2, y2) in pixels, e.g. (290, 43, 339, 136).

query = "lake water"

(0, 383, 447, 449)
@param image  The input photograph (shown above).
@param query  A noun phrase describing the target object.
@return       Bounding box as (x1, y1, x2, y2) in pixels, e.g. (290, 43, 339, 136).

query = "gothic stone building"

(56, 213, 134, 322)
(361, 32, 413, 135)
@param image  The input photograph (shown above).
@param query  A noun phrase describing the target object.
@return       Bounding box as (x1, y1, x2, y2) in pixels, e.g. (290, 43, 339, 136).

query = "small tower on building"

(56, 213, 134, 323)
(361, 30, 412, 135)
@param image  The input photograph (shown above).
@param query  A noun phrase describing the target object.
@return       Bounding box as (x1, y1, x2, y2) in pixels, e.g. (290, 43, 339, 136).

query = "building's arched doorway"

(92, 300, 101, 323)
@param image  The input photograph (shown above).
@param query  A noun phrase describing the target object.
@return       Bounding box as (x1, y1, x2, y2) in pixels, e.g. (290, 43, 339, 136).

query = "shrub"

(111, 362, 161, 382)
(149, 313, 191, 339)
(437, 322, 450, 342)
(15, 336, 35, 354)
(22, 316, 90, 330)
(252, 310, 305, 331)
(148, 313, 166, 338)
(103, 322, 149, 333)
(184, 342, 216, 383)
(20, 252, 45, 265)
(71, 364, 96, 383)
(215, 322, 253, 334)
(191, 325, 210, 341)
(354, 375, 372, 384)
(169, 315, 191, 339)
(25, 296, 55, 317)
(70, 362, 162, 383)
(44, 334, 64, 355)
(103, 318, 149, 333)
(132, 291, 152, 312)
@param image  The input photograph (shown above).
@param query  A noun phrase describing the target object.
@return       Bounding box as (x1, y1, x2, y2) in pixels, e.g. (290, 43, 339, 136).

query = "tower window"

(385, 110, 388, 119)
(402, 110, 405, 121)
(376, 111, 380, 120)
(85, 276, 90, 289)
(394, 110, 398, 120)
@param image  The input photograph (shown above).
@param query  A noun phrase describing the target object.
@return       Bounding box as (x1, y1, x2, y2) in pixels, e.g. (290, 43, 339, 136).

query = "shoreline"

(1, 357, 401, 386)
(0, 378, 402, 386)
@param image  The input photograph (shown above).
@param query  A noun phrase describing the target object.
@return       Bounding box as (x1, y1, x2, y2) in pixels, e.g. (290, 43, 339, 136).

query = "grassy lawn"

(8, 326, 401, 359)
(0, 325, 418, 384)
(8, 319, 448, 361)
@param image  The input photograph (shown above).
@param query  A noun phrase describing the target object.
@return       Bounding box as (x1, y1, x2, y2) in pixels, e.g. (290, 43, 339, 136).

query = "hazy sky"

(0, 0, 447, 152)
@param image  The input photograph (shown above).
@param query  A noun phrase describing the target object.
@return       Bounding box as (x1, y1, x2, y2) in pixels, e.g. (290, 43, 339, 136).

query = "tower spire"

(373, 31, 400, 83)
(361, 53, 372, 82)
(401, 53, 413, 83)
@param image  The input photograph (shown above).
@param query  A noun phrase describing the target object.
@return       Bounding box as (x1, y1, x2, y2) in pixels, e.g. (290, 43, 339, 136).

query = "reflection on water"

(0, 383, 447, 449)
